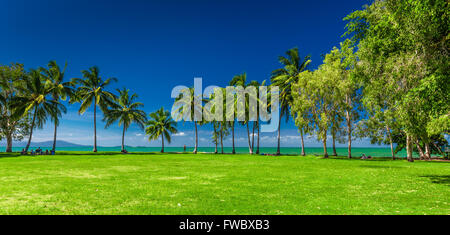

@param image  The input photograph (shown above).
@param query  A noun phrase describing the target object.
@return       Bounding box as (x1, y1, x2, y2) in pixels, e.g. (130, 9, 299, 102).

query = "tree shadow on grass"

(420, 175, 450, 186)
(55, 152, 161, 156)
(0, 153, 21, 159)
(359, 165, 403, 169)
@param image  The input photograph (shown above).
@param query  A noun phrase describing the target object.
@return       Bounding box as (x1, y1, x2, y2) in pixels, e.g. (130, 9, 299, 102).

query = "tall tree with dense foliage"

(103, 88, 147, 153)
(146, 107, 178, 153)
(293, 64, 337, 158)
(344, 0, 449, 162)
(40, 61, 75, 151)
(73, 66, 117, 152)
(271, 48, 311, 155)
(0, 64, 30, 152)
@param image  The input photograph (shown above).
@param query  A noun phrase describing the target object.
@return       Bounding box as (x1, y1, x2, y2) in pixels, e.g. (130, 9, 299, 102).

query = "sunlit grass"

(0, 152, 448, 215)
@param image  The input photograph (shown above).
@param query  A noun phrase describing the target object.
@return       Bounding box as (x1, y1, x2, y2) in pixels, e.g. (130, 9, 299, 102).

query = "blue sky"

(1, 0, 379, 147)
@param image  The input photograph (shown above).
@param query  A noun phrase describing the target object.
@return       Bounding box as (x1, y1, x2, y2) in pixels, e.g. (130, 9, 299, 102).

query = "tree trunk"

(214, 125, 218, 154)
(246, 122, 253, 154)
(231, 122, 235, 154)
(25, 107, 37, 152)
(121, 125, 126, 153)
(6, 133, 13, 153)
(276, 114, 281, 155)
(220, 131, 224, 154)
(193, 121, 198, 154)
(386, 125, 395, 160)
(415, 140, 425, 160)
(345, 97, 352, 159)
(251, 122, 255, 154)
(52, 121, 58, 152)
(406, 134, 414, 162)
(346, 113, 352, 159)
(323, 132, 328, 159)
(256, 120, 260, 154)
(432, 142, 444, 156)
(93, 103, 98, 152)
(332, 131, 337, 156)
(161, 135, 165, 153)
(52, 95, 59, 152)
(300, 129, 305, 156)
(424, 142, 431, 160)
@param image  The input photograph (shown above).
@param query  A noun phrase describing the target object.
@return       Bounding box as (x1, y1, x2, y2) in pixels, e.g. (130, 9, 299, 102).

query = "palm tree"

(271, 48, 311, 155)
(103, 88, 147, 153)
(14, 69, 62, 152)
(40, 61, 75, 152)
(173, 87, 203, 154)
(146, 107, 177, 153)
(73, 66, 117, 152)
(229, 73, 247, 154)
(248, 80, 266, 154)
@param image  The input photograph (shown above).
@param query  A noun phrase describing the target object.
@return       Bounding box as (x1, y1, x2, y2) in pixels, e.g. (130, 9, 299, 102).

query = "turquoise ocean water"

(8, 146, 416, 158)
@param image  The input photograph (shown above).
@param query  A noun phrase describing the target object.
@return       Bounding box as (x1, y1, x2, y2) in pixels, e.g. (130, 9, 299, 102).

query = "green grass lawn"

(0, 152, 448, 215)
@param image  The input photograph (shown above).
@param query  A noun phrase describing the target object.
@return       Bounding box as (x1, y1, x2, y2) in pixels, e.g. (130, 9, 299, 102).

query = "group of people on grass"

(21, 147, 55, 156)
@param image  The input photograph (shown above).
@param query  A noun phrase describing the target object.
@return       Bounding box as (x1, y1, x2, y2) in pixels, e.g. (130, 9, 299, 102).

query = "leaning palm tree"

(103, 88, 147, 153)
(14, 69, 62, 152)
(73, 66, 117, 152)
(40, 61, 75, 152)
(146, 107, 177, 153)
(271, 48, 311, 155)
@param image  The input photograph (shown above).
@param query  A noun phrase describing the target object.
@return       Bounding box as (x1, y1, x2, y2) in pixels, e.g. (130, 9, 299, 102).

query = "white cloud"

(174, 132, 186, 137)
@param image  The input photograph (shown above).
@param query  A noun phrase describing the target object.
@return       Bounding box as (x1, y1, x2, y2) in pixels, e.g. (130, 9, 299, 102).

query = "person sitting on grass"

(45, 149, 49, 155)
(21, 148, 26, 155)
(361, 154, 373, 160)
(30, 149, 34, 156)
(51, 149, 55, 155)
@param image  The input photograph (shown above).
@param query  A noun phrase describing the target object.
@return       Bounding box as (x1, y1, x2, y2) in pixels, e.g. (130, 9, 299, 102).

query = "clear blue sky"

(1, 0, 378, 147)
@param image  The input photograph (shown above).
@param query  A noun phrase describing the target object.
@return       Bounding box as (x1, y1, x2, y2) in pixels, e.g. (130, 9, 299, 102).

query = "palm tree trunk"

(231, 122, 235, 154)
(121, 125, 126, 153)
(251, 122, 255, 154)
(300, 129, 305, 156)
(256, 120, 260, 154)
(25, 107, 37, 152)
(93, 103, 98, 152)
(276, 114, 281, 155)
(52, 121, 58, 152)
(193, 121, 198, 154)
(52, 96, 58, 152)
(213, 125, 218, 154)
(323, 131, 328, 159)
(161, 135, 165, 153)
(246, 122, 253, 154)
(386, 125, 395, 160)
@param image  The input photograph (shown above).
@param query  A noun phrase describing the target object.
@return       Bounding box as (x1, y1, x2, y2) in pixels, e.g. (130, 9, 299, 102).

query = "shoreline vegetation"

(1, 0, 449, 162)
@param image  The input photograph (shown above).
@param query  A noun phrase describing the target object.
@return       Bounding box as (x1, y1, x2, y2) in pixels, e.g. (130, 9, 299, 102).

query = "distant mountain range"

(3, 140, 90, 148)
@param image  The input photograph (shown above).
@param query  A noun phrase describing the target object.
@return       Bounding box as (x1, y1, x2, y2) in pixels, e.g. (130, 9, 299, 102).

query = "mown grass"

(0, 152, 448, 215)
